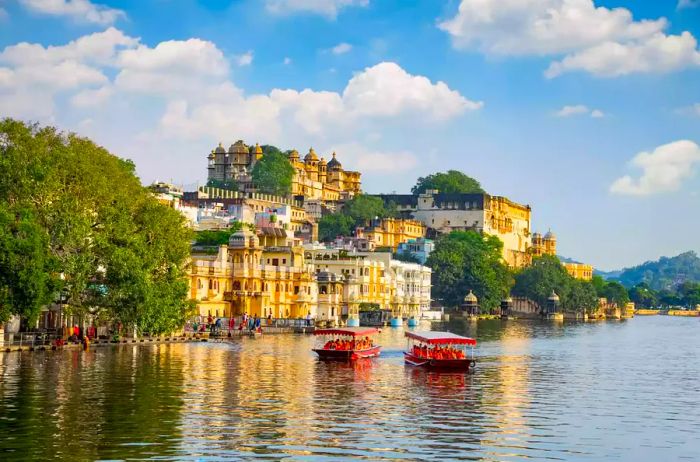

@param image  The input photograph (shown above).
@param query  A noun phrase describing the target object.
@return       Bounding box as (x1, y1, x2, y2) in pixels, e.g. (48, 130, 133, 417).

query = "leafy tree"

(613, 251, 700, 290)
(602, 281, 630, 307)
(318, 214, 355, 242)
(678, 281, 700, 308)
(251, 150, 295, 196)
(514, 255, 602, 314)
(426, 231, 511, 311)
(0, 119, 194, 334)
(344, 194, 391, 226)
(411, 170, 485, 195)
(513, 255, 572, 310)
(0, 206, 56, 324)
(629, 283, 658, 309)
(393, 251, 422, 264)
(194, 222, 245, 246)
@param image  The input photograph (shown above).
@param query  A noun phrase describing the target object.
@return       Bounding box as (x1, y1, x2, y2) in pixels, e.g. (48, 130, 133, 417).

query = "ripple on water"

(1, 317, 699, 460)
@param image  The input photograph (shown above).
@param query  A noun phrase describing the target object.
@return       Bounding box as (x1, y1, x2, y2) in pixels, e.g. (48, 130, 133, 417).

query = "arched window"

(233, 281, 241, 290)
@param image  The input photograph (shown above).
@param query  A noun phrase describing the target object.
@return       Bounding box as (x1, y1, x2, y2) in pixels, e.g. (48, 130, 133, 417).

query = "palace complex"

(375, 190, 533, 268)
(207, 141, 361, 202)
(188, 228, 432, 324)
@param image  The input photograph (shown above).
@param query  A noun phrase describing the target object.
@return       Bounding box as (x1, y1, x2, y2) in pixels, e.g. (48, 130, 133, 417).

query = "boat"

(313, 327, 381, 360)
(403, 331, 476, 371)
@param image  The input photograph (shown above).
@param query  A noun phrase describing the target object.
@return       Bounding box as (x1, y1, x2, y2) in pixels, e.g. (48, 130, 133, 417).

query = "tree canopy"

(426, 231, 511, 311)
(513, 255, 599, 314)
(613, 251, 700, 290)
(318, 214, 355, 242)
(0, 119, 194, 333)
(251, 150, 295, 196)
(343, 194, 395, 227)
(411, 170, 485, 195)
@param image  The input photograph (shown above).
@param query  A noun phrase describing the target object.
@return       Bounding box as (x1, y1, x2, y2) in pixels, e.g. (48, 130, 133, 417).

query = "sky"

(0, 0, 699, 271)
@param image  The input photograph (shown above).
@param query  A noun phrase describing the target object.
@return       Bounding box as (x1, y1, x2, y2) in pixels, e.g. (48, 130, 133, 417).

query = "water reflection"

(1, 317, 700, 460)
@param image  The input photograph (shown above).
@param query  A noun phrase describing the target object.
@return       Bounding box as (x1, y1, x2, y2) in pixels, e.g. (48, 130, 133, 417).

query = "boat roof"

(405, 331, 476, 346)
(314, 327, 379, 337)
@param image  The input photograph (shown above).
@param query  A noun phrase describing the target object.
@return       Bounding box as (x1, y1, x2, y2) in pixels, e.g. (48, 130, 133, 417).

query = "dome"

(229, 140, 248, 154)
(304, 147, 319, 162)
(215, 142, 226, 154)
(532, 232, 542, 239)
(319, 157, 327, 166)
(464, 290, 478, 303)
(544, 230, 556, 240)
(548, 291, 560, 302)
(288, 149, 300, 160)
(253, 143, 263, 154)
(327, 152, 342, 169)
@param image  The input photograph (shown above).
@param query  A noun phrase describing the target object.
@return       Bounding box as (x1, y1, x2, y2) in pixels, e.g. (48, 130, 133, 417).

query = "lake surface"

(1, 316, 699, 461)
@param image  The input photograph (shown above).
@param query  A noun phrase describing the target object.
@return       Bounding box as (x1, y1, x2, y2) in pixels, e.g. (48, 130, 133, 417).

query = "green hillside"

(613, 251, 700, 290)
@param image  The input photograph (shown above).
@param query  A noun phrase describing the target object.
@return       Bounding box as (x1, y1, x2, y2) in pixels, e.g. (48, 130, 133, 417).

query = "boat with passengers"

(404, 331, 476, 371)
(313, 327, 381, 360)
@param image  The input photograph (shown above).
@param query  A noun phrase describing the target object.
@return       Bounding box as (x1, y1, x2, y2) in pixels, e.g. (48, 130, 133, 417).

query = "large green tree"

(513, 255, 599, 314)
(426, 231, 512, 311)
(0, 119, 194, 333)
(343, 194, 395, 227)
(318, 214, 355, 242)
(251, 150, 295, 196)
(411, 170, 485, 195)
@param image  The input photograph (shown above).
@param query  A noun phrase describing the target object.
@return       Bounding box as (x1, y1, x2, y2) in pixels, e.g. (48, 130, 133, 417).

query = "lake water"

(1, 316, 699, 461)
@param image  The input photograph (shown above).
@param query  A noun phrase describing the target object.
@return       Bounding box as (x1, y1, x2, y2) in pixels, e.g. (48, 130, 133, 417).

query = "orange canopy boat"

(404, 331, 476, 371)
(313, 327, 381, 360)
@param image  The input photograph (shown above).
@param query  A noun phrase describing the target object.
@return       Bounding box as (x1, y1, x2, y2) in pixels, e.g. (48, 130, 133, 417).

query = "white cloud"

(0, 29, 478, 184)
(283, 57, 292, 65)
(327, 143, 418, 173)
(440, 0, 700, 78)
(70, 85, 113, 107)
(610, 140, 700, 196)
(265, 0, 368, 19)
(439, 0, 665, 56)
(545, 32, 700, 78)
(555, 105, 604, 118)
(19, 0, 125, 25)
(0, 7, 7, 20)
(235, 50, 254, 66)
(342, 62, 482, 120)
(678, 0, 700, 9)
(331, 42, 352, 55)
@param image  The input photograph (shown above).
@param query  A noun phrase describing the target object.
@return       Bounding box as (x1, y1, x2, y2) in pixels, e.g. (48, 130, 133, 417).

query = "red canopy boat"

(313, 327, 381, 360)
(404, 331, 476, 371)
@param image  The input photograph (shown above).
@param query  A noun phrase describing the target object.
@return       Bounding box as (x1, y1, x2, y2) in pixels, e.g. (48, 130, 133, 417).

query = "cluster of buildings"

(164, 138, 594, 323)
(189, 228, 431, 324)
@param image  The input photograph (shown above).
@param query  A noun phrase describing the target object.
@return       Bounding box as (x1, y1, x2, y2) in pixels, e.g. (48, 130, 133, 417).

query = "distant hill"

(610, 251, 700, 290)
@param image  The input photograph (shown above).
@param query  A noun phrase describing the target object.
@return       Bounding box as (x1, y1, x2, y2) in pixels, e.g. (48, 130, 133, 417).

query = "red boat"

(313, 327, 381, 360)
(404, 331, 476, 371)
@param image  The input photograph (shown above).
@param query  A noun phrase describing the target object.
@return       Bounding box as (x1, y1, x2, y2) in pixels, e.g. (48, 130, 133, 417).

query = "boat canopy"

(405, 331, 476, 346)
(314, 327, 379, 337)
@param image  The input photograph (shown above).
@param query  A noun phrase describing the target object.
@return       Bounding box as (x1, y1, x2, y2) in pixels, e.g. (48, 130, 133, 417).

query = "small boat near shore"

(313, 327, 381, 360)
(404, 331, 476, 371)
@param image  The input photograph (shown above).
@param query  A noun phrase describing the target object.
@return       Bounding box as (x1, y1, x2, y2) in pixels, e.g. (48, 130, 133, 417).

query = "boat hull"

(313, 346, 381, 361)
(403, 352, 474, 371)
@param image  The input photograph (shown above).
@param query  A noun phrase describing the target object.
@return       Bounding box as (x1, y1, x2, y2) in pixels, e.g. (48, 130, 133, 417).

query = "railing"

(185, 316, 315, 335)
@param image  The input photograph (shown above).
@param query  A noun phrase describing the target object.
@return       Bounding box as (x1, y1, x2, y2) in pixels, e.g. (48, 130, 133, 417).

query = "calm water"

(1, 317, 699, 461)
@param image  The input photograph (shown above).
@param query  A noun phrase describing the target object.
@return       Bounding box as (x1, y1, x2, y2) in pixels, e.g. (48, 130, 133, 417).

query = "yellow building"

(207, 141, 361, 202)
(563, 262, 594, 281)
(188, 228, 317, 319)
(356, 218, 426, 251)
(531, 230, 594, 280)
(531, 231, 557, 257)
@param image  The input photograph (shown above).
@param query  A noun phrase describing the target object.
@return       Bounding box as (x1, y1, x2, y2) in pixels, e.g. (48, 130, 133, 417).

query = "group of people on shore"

(411, 345, 466, 360)
(323, 336, 373, 351)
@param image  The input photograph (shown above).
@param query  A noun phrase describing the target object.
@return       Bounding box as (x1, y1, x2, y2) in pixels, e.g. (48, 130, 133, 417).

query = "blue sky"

(1, 0, 699, 270)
